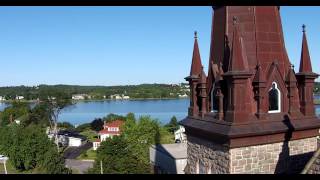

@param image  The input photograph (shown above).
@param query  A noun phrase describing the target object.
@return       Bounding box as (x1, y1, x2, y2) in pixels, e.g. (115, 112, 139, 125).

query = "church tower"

(181, 6, 320, 174)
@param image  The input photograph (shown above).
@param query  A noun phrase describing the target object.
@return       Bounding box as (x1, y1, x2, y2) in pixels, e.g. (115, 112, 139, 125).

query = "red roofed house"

(93, 120, 124, 150)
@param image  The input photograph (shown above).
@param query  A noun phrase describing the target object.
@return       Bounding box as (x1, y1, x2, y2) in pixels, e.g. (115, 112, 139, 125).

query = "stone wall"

(230, 137, 317, 174)
(186, 135, 230, 174)
(186, 136, 318, 174)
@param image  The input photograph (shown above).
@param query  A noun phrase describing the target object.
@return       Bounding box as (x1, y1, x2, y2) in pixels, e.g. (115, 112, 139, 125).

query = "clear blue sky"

(0, 6, 319, 86)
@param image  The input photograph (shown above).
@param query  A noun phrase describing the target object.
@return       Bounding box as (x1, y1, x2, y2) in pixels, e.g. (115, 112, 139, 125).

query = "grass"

(80, 129, 98, 142)
(0, 161, 20, 174)
(76, 148, 97, 160)
(314, 99, 320, 105)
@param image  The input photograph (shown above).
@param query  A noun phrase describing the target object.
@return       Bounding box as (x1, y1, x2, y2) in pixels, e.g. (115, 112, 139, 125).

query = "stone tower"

(181, 6, 320, 174)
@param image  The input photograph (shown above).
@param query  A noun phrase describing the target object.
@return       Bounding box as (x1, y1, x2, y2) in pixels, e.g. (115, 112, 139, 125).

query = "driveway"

(63, 142, 92, 159)
(65, 159, 94, 174)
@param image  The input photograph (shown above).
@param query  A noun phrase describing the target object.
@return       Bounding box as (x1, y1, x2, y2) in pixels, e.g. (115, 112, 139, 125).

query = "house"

(110, 94, 122, 100)
(178, 94, 188, 98)
(174, 126, 186, 143)
(93, 120, 124, 150)
(0, 96, 5, 101)
(68, 136, 86, 147)
(15, 96, 24, 100)
(149, 143, 187, 174)
(72, 94, 87, 100)
(122, 95, 130, 100)
(47, 129, 86, 147)
(110, 94, 129, 100)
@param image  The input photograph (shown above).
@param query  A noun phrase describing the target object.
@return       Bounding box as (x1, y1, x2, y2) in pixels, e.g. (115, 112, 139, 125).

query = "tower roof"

(200, 66, 207, 84)
(228, 17, 249, 72)
(253, 64, 266, 83)
(299, 24, 313, 73)
(190, 31, 203, 77)
(286, 64, 297, 83)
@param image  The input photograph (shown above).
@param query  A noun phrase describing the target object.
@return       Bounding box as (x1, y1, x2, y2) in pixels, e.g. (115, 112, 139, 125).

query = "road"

(63, 142, 92, 159)
(65, 159, 94, 174)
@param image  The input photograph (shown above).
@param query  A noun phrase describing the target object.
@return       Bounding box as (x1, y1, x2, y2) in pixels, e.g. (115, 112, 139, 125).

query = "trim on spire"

(299, 24, 313, 73)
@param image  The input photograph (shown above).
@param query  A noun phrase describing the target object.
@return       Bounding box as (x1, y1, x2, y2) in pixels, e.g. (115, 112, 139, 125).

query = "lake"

(1, 97, 320, 126)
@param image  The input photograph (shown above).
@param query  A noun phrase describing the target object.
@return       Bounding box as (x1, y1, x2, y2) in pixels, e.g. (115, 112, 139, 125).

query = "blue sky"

(0, 6, 319, 86)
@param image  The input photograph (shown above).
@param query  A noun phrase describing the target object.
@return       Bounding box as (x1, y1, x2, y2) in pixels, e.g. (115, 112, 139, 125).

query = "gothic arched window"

(211, 85, 218, 112)
(268, 82, 281, 113)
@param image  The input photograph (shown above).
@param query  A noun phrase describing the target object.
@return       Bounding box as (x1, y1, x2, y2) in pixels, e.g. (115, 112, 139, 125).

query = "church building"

(181, 6, 320, 174)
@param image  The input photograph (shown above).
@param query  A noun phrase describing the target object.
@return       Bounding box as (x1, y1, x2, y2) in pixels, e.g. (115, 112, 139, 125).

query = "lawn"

(80, 129, 99, 142)
(0, 161, 20, 174)
(76, 148, 97, 160)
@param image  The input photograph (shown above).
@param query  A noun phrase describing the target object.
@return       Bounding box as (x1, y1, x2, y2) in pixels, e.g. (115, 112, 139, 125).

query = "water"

(1, 97, 320, 126)
(59, 99, 189, 125)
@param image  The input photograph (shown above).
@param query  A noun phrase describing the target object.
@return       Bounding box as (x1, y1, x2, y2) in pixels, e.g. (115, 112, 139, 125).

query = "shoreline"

(0, 97, 189, 103)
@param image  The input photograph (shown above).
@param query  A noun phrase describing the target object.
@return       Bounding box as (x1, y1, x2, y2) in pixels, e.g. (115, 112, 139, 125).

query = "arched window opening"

(268, 82, 281, 113)
(211, 86, 218, 112)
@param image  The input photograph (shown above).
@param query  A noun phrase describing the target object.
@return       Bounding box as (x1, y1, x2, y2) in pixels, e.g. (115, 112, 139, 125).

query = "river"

(1, 97, 320, 126)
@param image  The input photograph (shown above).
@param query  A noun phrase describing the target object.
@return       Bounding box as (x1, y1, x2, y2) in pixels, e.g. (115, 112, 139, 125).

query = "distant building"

(174, 126, 186, 143)
(149, 143, 187, 174)
(15, 96, 24, 100)
(0, 96, 5, 101)
(122, 95, 130, 99)
(93, 120, 124, 150)
(47, 129, 86, 147)
(72, 94, 88, 100)
(110, 94, 130, 100)
(110, 94, 122, 100)
(178, 94, 188, 98)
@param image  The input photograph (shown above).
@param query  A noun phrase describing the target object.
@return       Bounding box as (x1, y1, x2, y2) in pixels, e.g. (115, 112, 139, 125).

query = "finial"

(290, 64, 294, 70)
(232, 16, 238, 26)
(302, 24, 306, 33)
(256, 64, 261, 70)
(194, 31, 198, 39)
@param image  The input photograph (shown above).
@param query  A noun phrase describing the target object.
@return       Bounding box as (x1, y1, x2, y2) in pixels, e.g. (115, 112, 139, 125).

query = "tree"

(90, 118, 104, 131)
(0, 101, 30, 127)
(0, 124, 70, 174)
(89, 135, 149, 174)
(164, 116, 179, 133)
(39, 90, 73, 152)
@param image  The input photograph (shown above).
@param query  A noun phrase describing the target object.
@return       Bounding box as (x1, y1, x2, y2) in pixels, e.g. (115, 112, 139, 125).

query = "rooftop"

(151, 143, 187, 160)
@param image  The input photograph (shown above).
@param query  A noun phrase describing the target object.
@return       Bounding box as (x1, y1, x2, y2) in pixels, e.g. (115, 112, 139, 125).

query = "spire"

(190, 31, 203, 76)
(228, 16, 249, 72)
(253, 64, 266, 83)
(286, 64, 297, 83)
(200, 66, 207, 84)
(299, 24, 313, 73)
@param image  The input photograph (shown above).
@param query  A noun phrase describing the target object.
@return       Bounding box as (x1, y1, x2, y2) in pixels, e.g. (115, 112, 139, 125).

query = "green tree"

(164, 116, 179, 133)
(0, 101, 30, 126)
(89, 136, 149, 174)
(0, 124, 70, 174)
(90, 118, 104, 131)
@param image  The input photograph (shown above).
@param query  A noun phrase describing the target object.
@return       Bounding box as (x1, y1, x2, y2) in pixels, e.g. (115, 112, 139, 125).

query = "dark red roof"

(104, 120, 124, 128)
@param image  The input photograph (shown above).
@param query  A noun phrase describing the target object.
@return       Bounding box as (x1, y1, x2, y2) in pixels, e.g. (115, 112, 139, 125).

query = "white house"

(68, 136, 85, 147)
(72, 94, 86, 100)
(174, 126, 186, 143)
(0, 96, 5, 101)
(178, 94, 188, 98)
(122, 95, 130, 100)
(15, 96, 24, 100)
(93, 120, 124, 150)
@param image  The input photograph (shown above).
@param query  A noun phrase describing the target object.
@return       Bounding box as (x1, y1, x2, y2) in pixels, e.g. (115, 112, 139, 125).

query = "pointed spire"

(299, 24, 313, 73)
(190, 31, 203, 76)
(228, 16, 249, 72)
(286, 64, 297, 83)
(200, 66, 207, 83)
(253, 64, 266, 83)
